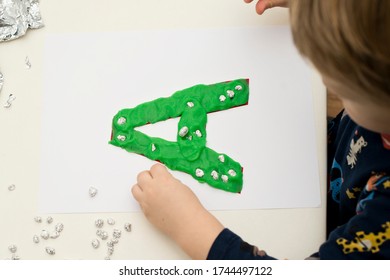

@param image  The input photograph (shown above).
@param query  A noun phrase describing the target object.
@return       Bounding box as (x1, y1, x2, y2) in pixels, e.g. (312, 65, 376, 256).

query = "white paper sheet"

(40, 27, 321, 213)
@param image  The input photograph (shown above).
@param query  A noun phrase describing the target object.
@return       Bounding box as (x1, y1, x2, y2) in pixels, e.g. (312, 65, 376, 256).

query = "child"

(131, 0, 390, 259)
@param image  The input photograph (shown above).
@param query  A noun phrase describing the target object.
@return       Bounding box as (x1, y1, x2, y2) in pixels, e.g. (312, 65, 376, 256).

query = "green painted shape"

(110, 79, 249, 193)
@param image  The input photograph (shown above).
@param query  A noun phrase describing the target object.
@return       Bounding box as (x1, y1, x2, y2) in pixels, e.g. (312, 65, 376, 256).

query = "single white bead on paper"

(95, 219, 104, 228)
(55, 223, 64, 233)
(124, 223, 132, 232)
(45, 247, 56, 255)
(40, 230, 49, 240)
(89, 187, 98, 198)
(50, 231, 60, 239)
(113, 229, 122, 239)
(8, 245, 17, 253)
(91, 239, 100, 249)
(33, 235, 40, 244)
(107, 218, 115, 225)
(46, 216, 53, 224)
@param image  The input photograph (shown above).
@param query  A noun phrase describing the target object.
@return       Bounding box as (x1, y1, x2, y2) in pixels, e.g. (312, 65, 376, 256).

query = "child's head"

(289, 0, 390, 134)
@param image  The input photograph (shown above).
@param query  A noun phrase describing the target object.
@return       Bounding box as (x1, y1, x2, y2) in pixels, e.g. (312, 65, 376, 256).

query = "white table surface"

(0, 0, 327, 260)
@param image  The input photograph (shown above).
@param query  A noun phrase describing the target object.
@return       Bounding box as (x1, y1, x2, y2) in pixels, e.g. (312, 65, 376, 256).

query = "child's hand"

(244, 0, 288, 15)
(132, 164, 224, 259)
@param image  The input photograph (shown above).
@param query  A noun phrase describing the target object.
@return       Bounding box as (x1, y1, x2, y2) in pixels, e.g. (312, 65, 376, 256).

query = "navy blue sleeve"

(207, 228, 276, 260)
(318, 176, 390, 259)
(322, 113, 390, 259)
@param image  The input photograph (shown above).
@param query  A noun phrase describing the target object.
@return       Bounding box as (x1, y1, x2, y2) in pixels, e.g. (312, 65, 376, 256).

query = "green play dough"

(110, 79, 249, 193)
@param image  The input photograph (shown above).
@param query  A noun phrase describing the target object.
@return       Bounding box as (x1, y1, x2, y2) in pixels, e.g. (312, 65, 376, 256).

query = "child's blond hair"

(289, 0, 390, 104)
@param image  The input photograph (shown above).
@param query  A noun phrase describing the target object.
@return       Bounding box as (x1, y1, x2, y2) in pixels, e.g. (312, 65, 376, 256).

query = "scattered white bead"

(45, 247, 56, 255)
(92, 239, 100, 249)
(8, 245, 17, 253)
(55, 223, 64, 233)
(8, 184, 16, 191)
(117, 117, 126, 125)
(113, 229, 122, 239)
(228, 169, 237, 177)
(219, 95, 226, 102)
(25, 56, 32, 69)
(95, 219, 104, 228)
(124, 223, 132, 232)
(89, 187, 98, 198)
(187, 101, 194, 108)
(107, 218, 115, 225)
(46, 216, 53, 224)
(218, 155, 225, 163)
(195, 130, 202, 137)
(111, 238, 119, 245)
(117, 135, 126, 141)
(96, 229, 109, 240)
(11, 254, 20, 260)
(33, 235, 40, 244)
(50, 231, 60, 239)
(211, 170, 219, 180)
(107, 246, 114, 256)
(221, 175, 229, 183)
(107, 240, 115, 248)
(195, 168, 204, 178)
(179, 126, 189, 137)
(40, 230, 49, 240)
(235, 85, 243, 90)
(34, 216, 42, 223)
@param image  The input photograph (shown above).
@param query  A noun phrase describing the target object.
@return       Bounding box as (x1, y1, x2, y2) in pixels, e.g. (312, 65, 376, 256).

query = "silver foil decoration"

(0, 0, 44, 42)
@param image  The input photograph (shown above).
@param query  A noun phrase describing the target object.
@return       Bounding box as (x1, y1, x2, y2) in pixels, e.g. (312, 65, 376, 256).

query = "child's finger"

(244, 0, 254, 3)
(131, 184, 143, 201)
(150, 163, 170, 178)
(137, 170, 153, 185)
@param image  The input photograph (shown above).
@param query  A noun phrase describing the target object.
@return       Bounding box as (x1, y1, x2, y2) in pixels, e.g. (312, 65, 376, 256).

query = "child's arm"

(131, 164, 224, 259)
(243, 0, 288, 15)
